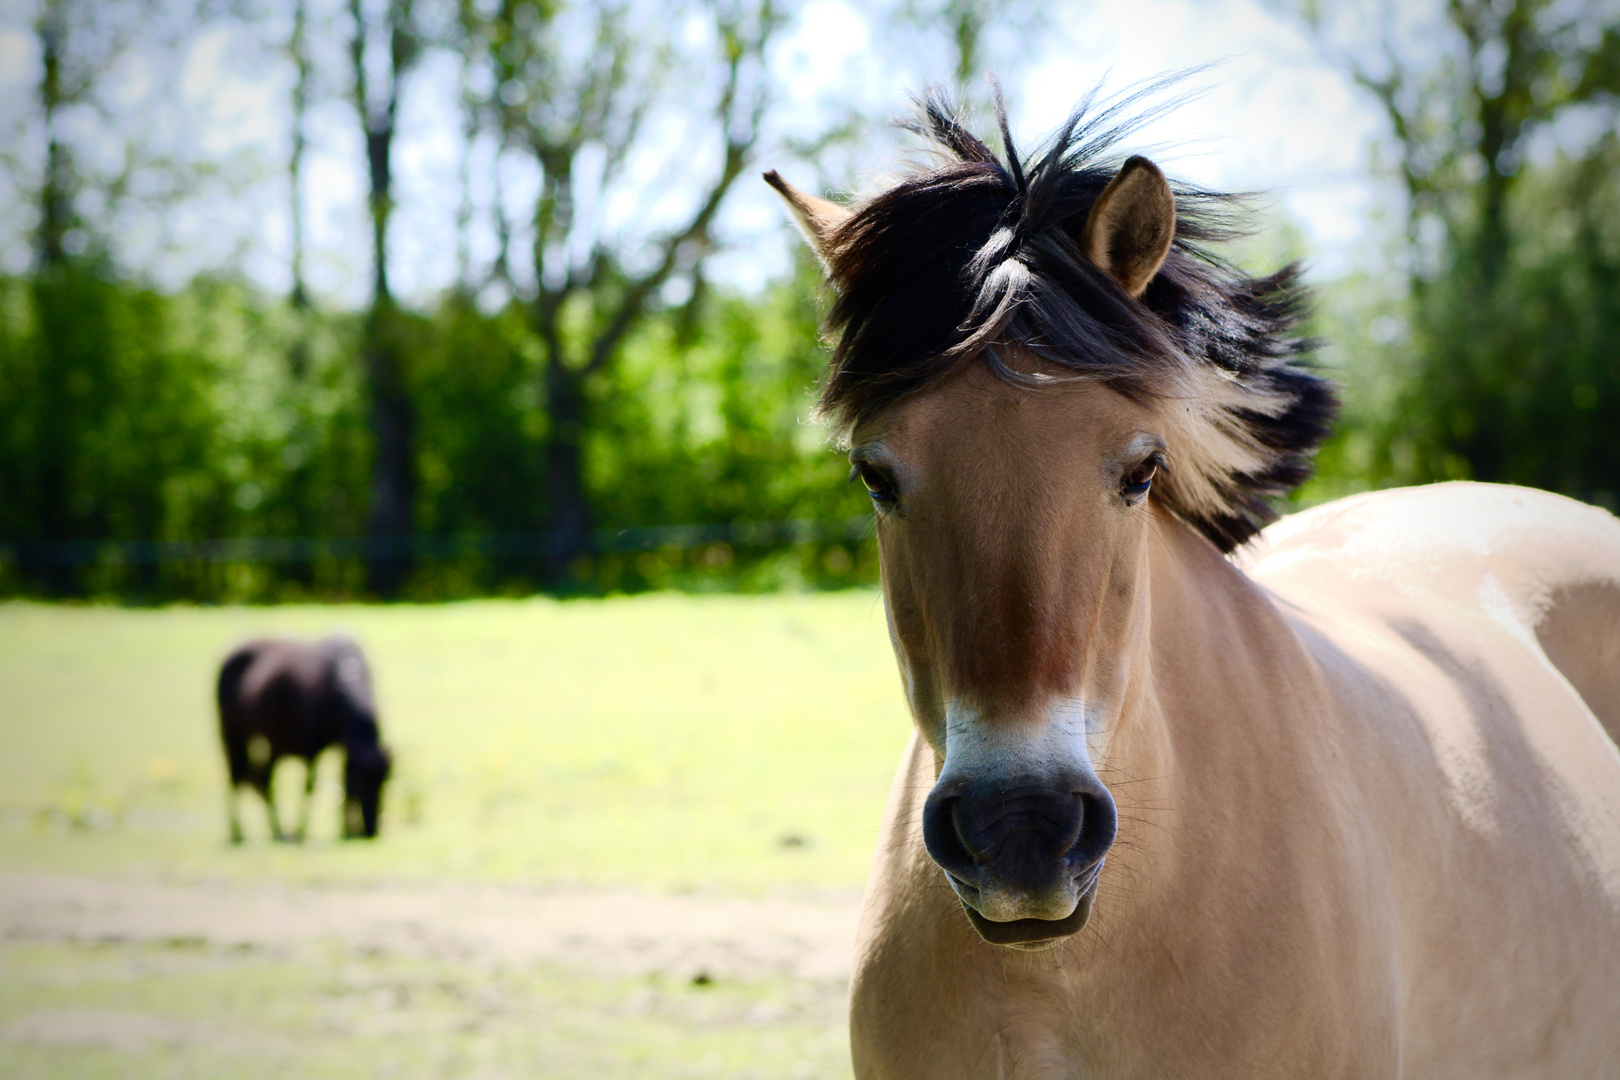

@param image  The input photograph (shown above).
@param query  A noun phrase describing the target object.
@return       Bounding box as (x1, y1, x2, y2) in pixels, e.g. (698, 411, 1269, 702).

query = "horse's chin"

(961, 880, 1099, 950)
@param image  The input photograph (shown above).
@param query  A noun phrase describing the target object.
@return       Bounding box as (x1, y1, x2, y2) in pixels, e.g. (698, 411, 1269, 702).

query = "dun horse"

(767, 90, 1620, 1077)
(217, 636, 392, 842)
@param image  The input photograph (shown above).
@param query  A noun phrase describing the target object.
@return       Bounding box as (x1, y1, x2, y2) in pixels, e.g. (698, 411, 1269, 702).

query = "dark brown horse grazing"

(217, 636, 392, 843)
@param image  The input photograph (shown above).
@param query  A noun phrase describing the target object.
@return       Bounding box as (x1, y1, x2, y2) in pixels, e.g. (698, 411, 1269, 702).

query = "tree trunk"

(543, 360, 592, 586)
(1474, 95, 1513, 286)
(27, 273, 77, 596)
(36, 2, 69, 271)
(25, 1, 78, 596)
(353, 0, 415, 598)
(289, 0, 310, 324)
(359, 221, 414, 596)
(282, 0, 316, 589)
(363, 304, 414, 596)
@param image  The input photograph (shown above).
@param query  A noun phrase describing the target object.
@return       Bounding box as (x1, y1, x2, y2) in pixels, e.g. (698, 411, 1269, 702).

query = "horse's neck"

(1100, 506, 1326, 924)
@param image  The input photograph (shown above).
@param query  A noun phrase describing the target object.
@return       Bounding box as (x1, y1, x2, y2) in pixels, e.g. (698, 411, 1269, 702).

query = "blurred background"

(0, 0, 1617, 1076)
(1, 0, 1613, 602)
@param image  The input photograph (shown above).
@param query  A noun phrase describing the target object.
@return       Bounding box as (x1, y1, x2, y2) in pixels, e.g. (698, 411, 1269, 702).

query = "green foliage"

(1285, 0, 1620, 513)
(0, 266, 209, 546)
(1308, 137, 1620, 509)
(0, 254, 872, 602)
(413, 295, 548, 540)
(1, 265, 224, 597)
(592, 260, 835, 528)
(0, 266, 377, 601)
(1391, 139, 1620, 505)
(585, 255, 873, 594)
(1290, 263, 1412, 505)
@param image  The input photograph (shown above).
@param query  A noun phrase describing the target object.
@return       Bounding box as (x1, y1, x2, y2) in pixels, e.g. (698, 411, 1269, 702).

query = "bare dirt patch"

(2, 1008, 203, 1050)
(0, 873, 863, 985)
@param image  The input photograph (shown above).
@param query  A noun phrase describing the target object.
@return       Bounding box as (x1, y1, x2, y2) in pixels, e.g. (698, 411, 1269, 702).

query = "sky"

(0, 0, 1396, 308)
(762, 0, 1391, 272)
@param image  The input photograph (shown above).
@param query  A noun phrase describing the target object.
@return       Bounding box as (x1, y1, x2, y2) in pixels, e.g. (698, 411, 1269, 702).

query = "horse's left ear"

(763, 170, 852, 271)
(1080, 156, 1176, 299)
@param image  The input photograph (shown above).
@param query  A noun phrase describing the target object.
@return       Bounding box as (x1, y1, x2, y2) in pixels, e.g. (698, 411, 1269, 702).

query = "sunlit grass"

(0, 939, 853, 1080)
(1, 594, 907, 1077)
(0, 593, 910, 891)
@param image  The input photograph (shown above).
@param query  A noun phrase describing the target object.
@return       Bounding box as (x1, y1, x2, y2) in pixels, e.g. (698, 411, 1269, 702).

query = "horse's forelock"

(815, 83, 1337, 552)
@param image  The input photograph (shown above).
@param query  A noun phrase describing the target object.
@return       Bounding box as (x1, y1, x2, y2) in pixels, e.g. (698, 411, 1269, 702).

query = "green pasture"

(0, 938, 851, 1080)
(0, 593, 912, 1079)
(0, 592, 909, 890)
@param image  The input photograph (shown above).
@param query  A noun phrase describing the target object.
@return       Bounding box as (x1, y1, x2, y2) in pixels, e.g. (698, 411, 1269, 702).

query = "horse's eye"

(851, 462, 896, 505)
(1123, 457, 1161, 501)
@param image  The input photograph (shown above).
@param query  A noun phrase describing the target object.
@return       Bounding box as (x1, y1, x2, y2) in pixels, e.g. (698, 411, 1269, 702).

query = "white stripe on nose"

(937, 698, 1100, 790)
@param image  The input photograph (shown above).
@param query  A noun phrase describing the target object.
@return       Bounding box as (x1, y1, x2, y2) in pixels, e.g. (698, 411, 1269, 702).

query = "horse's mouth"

(953, 861, 1103, 950)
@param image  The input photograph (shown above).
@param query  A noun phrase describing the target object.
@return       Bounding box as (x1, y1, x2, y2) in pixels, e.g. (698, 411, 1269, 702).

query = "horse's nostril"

(922, 792, 979, 877)
(1073, 790, 1118, 864)
(925, 781, 1117, 887)
(942, 788, 1081, 861)
(951, 798, 984, 859)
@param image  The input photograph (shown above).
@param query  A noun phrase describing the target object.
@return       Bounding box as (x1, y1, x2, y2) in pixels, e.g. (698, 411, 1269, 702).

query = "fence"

(0, 517, 876, 567)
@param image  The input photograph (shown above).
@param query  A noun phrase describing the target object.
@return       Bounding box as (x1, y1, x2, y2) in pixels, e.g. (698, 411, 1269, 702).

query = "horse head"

(855, 358, 1161, 947)
(343, 741, 392, 839)
(768, 90, 1332, 949)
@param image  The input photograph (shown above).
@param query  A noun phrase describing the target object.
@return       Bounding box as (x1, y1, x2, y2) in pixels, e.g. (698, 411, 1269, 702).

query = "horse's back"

(1246, 483, 1620, 1076)
(1247, 482, 1620, 738)
(218, 638, 340, 758)
(1247, 481, 1620, 848)
(216, 643, 261, 780)
(1246, 481, 1620, 587)
(318, 634, 375, 724)
(217, 642, 258, 716)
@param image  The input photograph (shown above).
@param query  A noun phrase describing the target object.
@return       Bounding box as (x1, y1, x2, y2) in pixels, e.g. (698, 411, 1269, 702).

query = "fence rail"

(0, 517, 876, 567)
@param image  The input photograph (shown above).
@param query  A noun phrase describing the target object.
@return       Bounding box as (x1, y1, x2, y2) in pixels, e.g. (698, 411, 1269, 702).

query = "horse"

(217, 635, 392, 843)
(765, 88, 1620, 1078)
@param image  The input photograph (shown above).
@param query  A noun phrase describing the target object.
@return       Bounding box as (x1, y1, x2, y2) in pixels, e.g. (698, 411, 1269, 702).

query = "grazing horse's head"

(768, 87, 1334, 948)
(343, 742, 392, 839)
(326, 635, 391, 840)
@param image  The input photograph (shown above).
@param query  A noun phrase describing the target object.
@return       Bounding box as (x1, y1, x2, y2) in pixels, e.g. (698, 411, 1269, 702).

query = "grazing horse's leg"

(294, 755, 317, 842)
(227, 782, 244, 845)
(262, 765, 289, 843)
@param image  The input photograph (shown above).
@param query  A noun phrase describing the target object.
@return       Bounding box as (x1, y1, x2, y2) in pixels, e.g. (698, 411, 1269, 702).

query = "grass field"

(0, 593, 914, 1078)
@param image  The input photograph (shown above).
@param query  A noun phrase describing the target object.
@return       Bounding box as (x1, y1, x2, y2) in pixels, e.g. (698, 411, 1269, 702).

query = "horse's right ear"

(1080, 156, 1176, 299)
(763, 170, 851, 271)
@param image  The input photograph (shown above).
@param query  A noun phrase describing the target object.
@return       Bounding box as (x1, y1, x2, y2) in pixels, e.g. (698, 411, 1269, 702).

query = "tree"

(35, 1, 77, 272)
(350, 0, 423, 596)
(465, 0, 781, 584)
(890, 0, 1048, 116)
(1288, 0, 1620, 500)
(1289, 0, 1620, 285)
(289, 0, 313, 322)
(13, 0, 157, 593)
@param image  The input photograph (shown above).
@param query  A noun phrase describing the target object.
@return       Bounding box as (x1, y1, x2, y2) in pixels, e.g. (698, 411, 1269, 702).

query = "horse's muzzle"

(923, 777, 1117, 947)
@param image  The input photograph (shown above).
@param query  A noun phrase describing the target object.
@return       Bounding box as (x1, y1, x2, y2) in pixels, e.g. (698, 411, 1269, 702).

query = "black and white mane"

(813, 83, 1338, 550)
